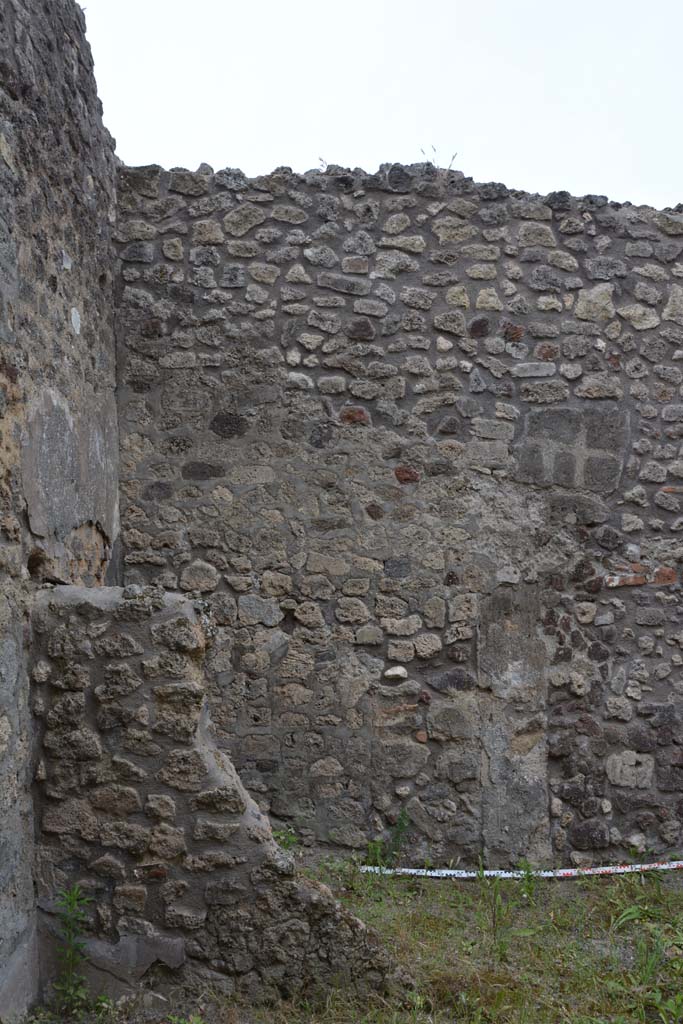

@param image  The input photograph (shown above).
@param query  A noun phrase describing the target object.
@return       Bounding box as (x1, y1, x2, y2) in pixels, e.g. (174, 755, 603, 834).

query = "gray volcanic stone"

(179, 561, 220, 593)
(223, 203, 267, 236)
(238, 595, 284, 626)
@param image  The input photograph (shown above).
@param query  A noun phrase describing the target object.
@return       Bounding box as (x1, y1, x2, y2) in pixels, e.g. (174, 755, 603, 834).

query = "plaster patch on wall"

(21, 388, 118, 582)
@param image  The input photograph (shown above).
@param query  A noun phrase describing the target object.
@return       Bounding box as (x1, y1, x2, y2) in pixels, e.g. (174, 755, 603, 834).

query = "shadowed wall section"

(32, 586, 395, 1002)
(0, 0, 117, 1015)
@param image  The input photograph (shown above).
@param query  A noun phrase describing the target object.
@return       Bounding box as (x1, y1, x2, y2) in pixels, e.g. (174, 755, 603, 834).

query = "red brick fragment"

(395, 465, 420, 484)
(503, 321, 525, 342)
(340, 406, 370, 426)
(654, 566, 677, 585)
(141, 865, 168, 880)
(605, 574, 647, 588)
(535, 342, 560, 361)
(415, 730, 428, 743)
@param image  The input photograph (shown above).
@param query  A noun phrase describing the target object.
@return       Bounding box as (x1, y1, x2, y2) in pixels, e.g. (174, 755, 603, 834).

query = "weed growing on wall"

(53, 885, 92, 1018)
(366, 808, 411, 868)
(420, 143, 458, 169)
(273, 825, 300, 852)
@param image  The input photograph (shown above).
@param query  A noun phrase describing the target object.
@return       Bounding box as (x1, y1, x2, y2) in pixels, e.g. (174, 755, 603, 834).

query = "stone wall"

(116, 162, 683, 868)
(32, 585, 395, 1001)
(6, 0, 683, 1012)
(0, 0, 118, 1015)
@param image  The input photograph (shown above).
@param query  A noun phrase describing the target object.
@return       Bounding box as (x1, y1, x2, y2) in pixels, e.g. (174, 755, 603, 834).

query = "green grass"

(27, 861, 683, 1024)
(253, 859, 683, 1024)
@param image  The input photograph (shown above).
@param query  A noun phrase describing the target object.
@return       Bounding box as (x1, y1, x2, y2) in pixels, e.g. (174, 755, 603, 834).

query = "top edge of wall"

(115, 160, 683, 219)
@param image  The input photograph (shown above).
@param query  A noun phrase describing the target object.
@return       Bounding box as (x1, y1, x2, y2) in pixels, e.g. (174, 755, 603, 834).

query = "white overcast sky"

(82, 0, 683, 210)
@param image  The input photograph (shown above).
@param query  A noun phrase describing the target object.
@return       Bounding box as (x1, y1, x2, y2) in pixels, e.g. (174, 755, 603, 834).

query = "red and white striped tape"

(361, 859, 683, 880)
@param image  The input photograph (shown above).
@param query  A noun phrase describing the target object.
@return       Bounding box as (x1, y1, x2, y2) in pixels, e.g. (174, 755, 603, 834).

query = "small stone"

(310, 756, 344, 777)
(335, 597, 370, 624)
(149, 823, 186, 859)
(432, 217, 478, 244)
(520, 380, 570, 403)
(238, 594, 284, 627)
(383, 213, 411, 234)
(381, 615, 422, 637)
(294, 601, 325, 627)
(286, 371, 314, 389)
(445, 285, 470, 308)
(90, 854, 126, 880)
(223, 203, 267, 236)
(414, 633, 443, 659)
(400, 286, 436, 310)
(475, 288, 503, 311)
(510, 362, 556, 378)
(272, 204, 307, 224)
(342, 256, 369, 273)
(384, 666, 408, 680)
(303, 245, 339, 267)
(606, 750, 654, 789)
(285, 263, 312, 283)
(379, 234, 425, 253)
(433, 311, 466, 336)
(655, 212, 683, 236)
(354, 298, 387, 317)
(169, 168, 210, 195)
(318, 271, 371, 296)
(319, 375, 347, 394)
(162, 238, 184, 261)
(663, 284, 683, 326)
(250, 262, 280, 284)
(423, 596, 446, 629)
(192, 220, 224, 244)
(574, 374, 623, 399)
(356, 625, 384, 645)
(145, 794, 176, 821)
(585, 256, 627, 280)
(179, 560, 219, 592)
(575, 283, 615, 322)
(574, 602, 597, 624)
(518, 223, 556, 247)
(466, 263, 497, 280)
(0, 716, 10, 758)
(618, 304, 660, 330)
(113, 885, 147, 913)
(387, 640, 415, 661)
